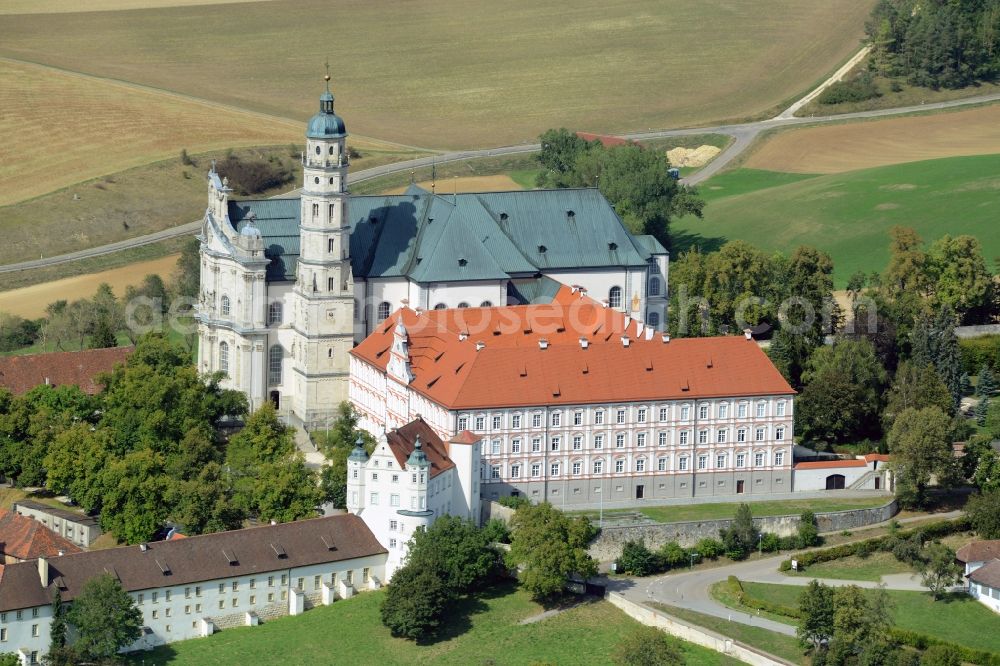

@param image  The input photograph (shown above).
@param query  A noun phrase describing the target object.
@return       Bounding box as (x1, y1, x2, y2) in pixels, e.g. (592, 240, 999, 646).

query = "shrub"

(618, 540, 659, 577)
(891, 533, 924, 566)
(798, 511, 820, 548)
(179, 148, 194, 166)
(889, 628, 1000, 666)
(482, 518, 510, 544)
(960, 336, 1000, 375)
(761, 532, 782, 553)
(818, 72, 880, 104)
(728, 576, 801, 619)
(695, 537, 724, 560)
(658, 541, 688, 569)
(216, 154, 294, 195)
(497, 495, 531, 510)
(613, 626, 685, 666)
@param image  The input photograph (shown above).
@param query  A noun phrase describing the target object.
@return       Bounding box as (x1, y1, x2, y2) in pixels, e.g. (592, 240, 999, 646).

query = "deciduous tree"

(888, 406, 955, 507)
(798, 580, 834, 650)
(507, 502, 597, 600)
(612, 626, 685, 666)
(67, 574, 142, 660)
(919, 542, 962, 600)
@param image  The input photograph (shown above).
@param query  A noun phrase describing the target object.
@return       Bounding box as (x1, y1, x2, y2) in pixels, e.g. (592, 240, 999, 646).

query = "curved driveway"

(6, 50, 1000, 274)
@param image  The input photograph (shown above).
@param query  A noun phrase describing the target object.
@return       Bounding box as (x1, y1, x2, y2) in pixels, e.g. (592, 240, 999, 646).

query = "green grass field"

(675, 155, 1000, 286)
(572, 497, 889, 525)
(0, 1, 875, 150)
(724, 582, 1000, 655)
(785, 552, 912, 582)
(650, 603, 809, 665)
(131, 583, 740, 665)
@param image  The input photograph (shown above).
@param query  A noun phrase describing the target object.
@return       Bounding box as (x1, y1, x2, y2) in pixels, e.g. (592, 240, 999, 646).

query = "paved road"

(7, 51, 1000, 273)
(605, 509, 964, 638)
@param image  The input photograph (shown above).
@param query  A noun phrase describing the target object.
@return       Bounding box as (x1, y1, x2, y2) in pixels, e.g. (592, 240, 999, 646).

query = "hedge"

(960, 335, 1000, 375)
(779, 518, 969, 571)
(727, 576, 801, 619)
(890, 627, 1000, 666)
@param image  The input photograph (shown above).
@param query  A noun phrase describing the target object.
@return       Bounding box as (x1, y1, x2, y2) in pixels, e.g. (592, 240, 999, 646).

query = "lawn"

(572, 496, 889, 525)
(728, 582, 1000, 655)
(0, 1, 875, 150)
(674, 154, 1000, 286)
(650, 603, 809, 665)
(785, 552, 912, 582)
(131, 583, 741, 665)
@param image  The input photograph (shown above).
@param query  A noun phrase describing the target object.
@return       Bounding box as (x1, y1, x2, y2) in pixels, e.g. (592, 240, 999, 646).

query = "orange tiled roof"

(352, 287, 794, 410)
(0, 347, 132, 395)
(0, 509, 82, 561)
(793, 460, 869, 470)
(957, 540, 1000, 564)
(863, 454, 891, 463)
(384, 418, 456, 478)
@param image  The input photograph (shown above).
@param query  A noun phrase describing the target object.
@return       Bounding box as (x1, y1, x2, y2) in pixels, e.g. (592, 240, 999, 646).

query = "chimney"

(661, 333, 670, 344)
(744, 328, 753, 340)
(602, 299, 609, 308)
(57, 550, 64, 557)
(579, 337, 589, 349)
(538, 339, 549, 350)
(459, 331, 469, 342)
(475, 341, 486, 351)
(621, 336, 630, 348)
(38, 556, 48, 586)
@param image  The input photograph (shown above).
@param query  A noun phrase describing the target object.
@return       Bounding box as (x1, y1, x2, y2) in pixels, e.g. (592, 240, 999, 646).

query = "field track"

(0, 0, 876, 149)
(747, 104, 1000, 173)
(0, 0, 272, 13)
(384, 175, 523, 195)
(0, 254, 180, 319)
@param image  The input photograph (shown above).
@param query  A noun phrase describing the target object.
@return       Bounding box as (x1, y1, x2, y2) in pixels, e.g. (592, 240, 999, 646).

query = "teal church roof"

(306, 85, 346, 139)
(227, 186, 665, 285)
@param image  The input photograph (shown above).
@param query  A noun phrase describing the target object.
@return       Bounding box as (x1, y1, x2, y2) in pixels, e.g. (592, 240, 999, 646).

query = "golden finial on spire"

(324, 58, 331, 84)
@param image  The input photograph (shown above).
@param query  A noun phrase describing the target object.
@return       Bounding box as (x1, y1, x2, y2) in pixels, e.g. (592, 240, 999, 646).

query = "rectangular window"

(152, 591, 159, 603)
(530, 463, 541, 478)
(572, 461, 582, 475)
(637, 408, 647, 423)
(594, 434, 604, 449)
(551, 412, 561, 427)
(166, 590, 173, 601)
(777, 402, 786, 417)
(389, 538, 397, 548)
(390, 494, 400, 507)
(392, 474, 399, 483)
(490, 465, 501, 480)
(572, 436, 582, 450)
(757, 402, 766, 418)
(594, 460, 604, 474)
(615, 433, 625, 448)
(595, 410, 605, 425)
(550, 437, 560, 451)
(716, 454, 726, 468)
(491, 439, 501, 454)
(699, 404, 709, 419)
(232, 582, 238, 592)
(185, 605, 191, 615)
(717, 429, 727, 444)
(738, 403, 748, 418)
(31, 625, 38, 638)
(615, 460, 624, 473)
(458, 416, 469, 430)
(267, 576, 274, 587)
(232, 598, 238, 608)
(218, 600, 225, 610)
(370, 492, 379, 505)
(166, 608, 172, 617)
(531, 437, 541, 452)
(390, 520, 398, 531)
(775, 451, 785, 466)
(775, 427, 785, 441)
(363, 568, 371, 584)
(636, 458, 645, 472)
(297, 578, 304, 591)
(679, 431, 689, 446)
(680, 405, 690, 420)
(511, 465, 520, 478)
(755, 452, 765, 466)
(475, 416, 485, 430)
(281, 575, 287, 586)
(719, 403, 728, 419)
(736, 453, 746, 468)
(637, 433, 646, 447)
(659, 407, 668, 421)
(698, 430, 708, 444)
(532, 413, 541, 428)
(492, 415, 502, 429)
(755, 427, 766, 442)
(196, 586, 202, 597)
(698, 455, 707, 470)
(658, 432, 667, 447)
(737, 428, 747, 443)
(616, 409, 626, 424)
(573, 412, 583, 426)
(196, 603, 202, 612)
(512, 439, 521, 453)
(138, 593, 144, 605)
(314, 575, 322, 591)
(679, 457, 688, 471)
(550, 463, 560, 476)
(658, 457, 667, 471)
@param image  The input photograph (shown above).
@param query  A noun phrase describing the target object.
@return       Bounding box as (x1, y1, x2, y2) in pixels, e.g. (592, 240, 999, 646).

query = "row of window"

(482, 425, 787, 454)
(459, 401, 788, 431)
(218, 343, 284, 385)
(494, 450, 786, 479)
(216, 297, 285, 325)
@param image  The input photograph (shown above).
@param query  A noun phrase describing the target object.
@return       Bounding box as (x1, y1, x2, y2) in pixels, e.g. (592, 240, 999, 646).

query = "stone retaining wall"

(481, 499, 516, 525)
(589, 499, 897, 561)
(606, 592, 791, 666)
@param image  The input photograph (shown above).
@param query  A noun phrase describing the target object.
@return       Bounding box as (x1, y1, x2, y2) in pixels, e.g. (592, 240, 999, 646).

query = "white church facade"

(196, 83, 669, 428)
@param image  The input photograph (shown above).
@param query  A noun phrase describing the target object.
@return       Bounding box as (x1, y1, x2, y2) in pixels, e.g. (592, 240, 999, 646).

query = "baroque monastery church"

(196, 82, 668, 428)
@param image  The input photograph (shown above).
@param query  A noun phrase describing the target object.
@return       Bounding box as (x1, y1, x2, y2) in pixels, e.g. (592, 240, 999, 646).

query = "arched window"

(457, 302, 469, 309)
(268, 345, 283, 386)
(328, 145, 335, 155)
(219, 341, 229, 375)
(480, 301, 492, 307)
(608, 286, 623, 309)
(268, 301, 283, 326)
(315, 145, 321, 155)
(377, 302, 391, 322)
(434, 303, 447, 310)
(220, 295, 230, 316)
(649, 277, 660, 296)
(647, 311, 660, 327)
(353, 299, 359, 320)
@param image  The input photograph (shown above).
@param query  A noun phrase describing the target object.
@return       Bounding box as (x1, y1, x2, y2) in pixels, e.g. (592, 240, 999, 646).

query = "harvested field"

(0, 0, 274, 13)
(0, 255, 180, 319)
(0, 59, 303, 206)
(747, 104, 1000, 173)
(0, 0, 875, 149)
(385, 175, 523, 195)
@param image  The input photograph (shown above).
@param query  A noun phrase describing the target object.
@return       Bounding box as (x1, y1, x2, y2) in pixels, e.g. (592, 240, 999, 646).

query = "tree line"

(0, 333, 321, 544)
(535, 129, 704, 248)
(867, 0, 1000, 89)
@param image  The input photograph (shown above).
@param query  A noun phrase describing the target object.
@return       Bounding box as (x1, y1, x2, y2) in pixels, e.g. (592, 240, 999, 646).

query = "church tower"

(288, 76, 355, 426)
